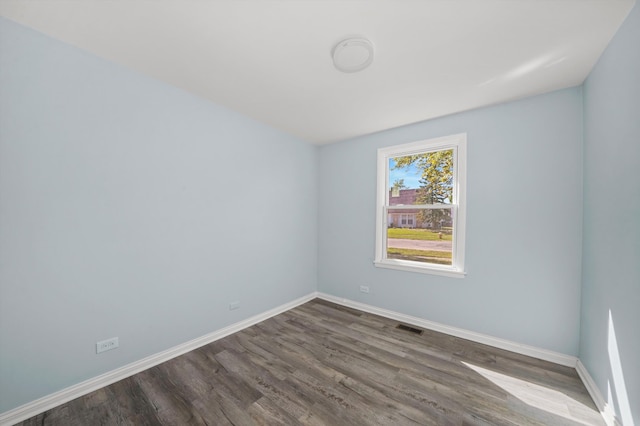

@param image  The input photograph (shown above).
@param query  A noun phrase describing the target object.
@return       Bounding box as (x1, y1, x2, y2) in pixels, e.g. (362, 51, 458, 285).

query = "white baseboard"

(576, 360, 622, 426)
(3, 292, 611, 426)
(317, 292, 578, 367)
(0, 292, 318, 426)
(317, 294, 624, 425)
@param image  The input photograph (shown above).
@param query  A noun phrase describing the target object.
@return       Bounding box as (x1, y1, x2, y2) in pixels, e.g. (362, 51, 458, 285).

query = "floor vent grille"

(396, 324, 424, 335)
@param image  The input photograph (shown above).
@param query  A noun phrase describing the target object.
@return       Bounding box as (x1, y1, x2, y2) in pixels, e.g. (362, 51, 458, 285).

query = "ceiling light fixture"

(332, 37, 374, 73)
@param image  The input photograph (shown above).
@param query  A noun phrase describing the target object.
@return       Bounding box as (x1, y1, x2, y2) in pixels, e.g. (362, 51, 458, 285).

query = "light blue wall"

(580, 4, 639, 425)
(318, 88, 584, 356)
(2, 3, 638, 419)
(0, 17, 317, 413)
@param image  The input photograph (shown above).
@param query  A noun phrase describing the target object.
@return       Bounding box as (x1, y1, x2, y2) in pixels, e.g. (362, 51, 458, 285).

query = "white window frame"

(374, 133, 467, 278)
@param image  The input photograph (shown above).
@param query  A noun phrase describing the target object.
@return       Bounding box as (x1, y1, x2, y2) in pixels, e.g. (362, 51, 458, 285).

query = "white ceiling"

(0, 1, 635, 144)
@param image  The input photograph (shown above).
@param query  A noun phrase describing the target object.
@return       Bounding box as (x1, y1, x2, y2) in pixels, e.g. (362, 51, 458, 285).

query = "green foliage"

(392, 179, 407, 190)
(387, 228, 452, 241)
(387, 248, 452, 265)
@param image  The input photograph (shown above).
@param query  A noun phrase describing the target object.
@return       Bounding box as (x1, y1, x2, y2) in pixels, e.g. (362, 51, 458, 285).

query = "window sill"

(374, 260, 466, 278)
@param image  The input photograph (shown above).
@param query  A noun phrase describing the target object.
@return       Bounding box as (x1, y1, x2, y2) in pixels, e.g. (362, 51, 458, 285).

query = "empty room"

(0, 1, 638, 425)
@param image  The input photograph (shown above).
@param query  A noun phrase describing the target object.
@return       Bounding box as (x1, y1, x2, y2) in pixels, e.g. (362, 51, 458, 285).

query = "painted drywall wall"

(580, 4, 639, 425)
(0, 17, 317, 413)
(318, 88, 584, 356)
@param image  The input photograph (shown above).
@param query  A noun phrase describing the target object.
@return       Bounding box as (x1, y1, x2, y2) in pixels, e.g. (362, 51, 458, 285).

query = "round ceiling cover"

(332, 37, 374, 73)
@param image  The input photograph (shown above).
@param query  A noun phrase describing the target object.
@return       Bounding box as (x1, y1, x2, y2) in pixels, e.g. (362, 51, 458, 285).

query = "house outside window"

(375, 134, 467, 277)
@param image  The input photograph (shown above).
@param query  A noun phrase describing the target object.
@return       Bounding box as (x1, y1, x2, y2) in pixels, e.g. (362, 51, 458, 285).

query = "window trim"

(374, 133, 467, 278)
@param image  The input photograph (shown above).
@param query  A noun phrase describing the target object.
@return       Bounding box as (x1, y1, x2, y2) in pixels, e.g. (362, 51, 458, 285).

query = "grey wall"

(580, 4, 639, 425)
(318, 88, 584, 356)
(0, 17, 318, 413)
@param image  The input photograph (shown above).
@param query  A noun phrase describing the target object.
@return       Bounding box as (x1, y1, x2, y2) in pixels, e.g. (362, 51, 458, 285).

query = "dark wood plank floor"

(17, 299, 603, 425)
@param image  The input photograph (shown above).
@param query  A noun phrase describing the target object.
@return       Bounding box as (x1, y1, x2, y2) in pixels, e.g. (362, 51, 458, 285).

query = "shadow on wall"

(608, 310, 634, 426)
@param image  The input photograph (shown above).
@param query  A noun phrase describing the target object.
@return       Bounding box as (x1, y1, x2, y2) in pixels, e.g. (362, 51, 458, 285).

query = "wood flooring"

(17, 299, 603, 425)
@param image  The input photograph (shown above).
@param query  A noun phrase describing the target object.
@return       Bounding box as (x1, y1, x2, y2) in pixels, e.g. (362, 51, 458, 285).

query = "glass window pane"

(389, 149, 454, 205)
(386, 207, 453, 265)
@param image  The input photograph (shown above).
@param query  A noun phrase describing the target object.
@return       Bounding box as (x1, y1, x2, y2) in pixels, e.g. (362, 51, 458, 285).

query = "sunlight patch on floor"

(462, 361, 595, 425)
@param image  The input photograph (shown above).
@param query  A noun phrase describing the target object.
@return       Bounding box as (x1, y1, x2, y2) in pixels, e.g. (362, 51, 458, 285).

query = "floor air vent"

(396, 324, 424, 335)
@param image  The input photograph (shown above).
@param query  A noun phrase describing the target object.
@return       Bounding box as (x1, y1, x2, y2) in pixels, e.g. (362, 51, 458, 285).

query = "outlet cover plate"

(96, 337, 119, 354)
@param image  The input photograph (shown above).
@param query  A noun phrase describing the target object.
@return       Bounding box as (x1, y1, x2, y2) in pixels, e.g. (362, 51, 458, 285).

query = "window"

(375, 133, 467, 277)
(399, 214, 414, 227)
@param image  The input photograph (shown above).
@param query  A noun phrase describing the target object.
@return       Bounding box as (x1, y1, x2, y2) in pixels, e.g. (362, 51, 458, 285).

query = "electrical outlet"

(96, 337, 119, 354)
(360, 285, 370, 294)
(229, 301, 240, 310)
